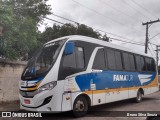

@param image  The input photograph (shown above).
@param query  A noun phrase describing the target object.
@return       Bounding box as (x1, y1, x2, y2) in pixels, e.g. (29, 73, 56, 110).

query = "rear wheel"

(73, 96, 88, 117)
(135, 90, 143, 103)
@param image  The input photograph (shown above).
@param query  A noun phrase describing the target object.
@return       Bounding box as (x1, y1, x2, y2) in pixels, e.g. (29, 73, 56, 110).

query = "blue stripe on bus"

(75, 71, 156, 92)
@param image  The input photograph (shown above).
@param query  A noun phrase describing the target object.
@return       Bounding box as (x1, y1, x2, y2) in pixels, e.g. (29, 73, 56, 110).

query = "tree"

(0, 0, 51, 60)
(38, 23, 103, 44)
(77, 24, 101, 38)
(101, 34, 109, 42)
(0, 0, 110, 60)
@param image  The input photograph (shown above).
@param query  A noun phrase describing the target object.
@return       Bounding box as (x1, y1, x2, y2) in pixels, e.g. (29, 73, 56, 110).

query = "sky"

(39, 0, 160, 62)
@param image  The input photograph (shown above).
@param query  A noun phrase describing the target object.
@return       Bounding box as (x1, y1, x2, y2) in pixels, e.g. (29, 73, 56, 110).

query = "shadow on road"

(2, 95, 156, 119)
(33, 97, 157, 119)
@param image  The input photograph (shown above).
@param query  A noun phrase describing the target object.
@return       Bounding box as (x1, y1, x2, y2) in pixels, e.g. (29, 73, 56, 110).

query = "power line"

(124, 0, 151, 20)
(44, 17, 65, 25)
(149, 43, 156, 56)
(98, 0, 143, 33)
(148, 46, 154, 57)
(99, 0, 137, 22)
(149, 42, 157, 46)
(149, 43, 155, 51)
(51, 13, 145, 45)
(71, 0, 125, 26)
(43, 16, 146, 47)
(149, 32, 160, 41)
(130, 0, 158, 19)
(71, 0, 145, 34)
(52, 13, 127, 39)
(43, 16, 160, 49)
(44, 17, 145, 46)
(44, 16, 146, 47)
(109, 38, 145, 46)
(142, 19, 160, 53)
(52, 13, 79, 25)
(51, 13, 123, 38)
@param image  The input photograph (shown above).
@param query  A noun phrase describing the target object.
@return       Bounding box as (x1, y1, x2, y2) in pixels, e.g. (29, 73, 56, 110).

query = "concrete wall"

(0, 59, 27, 102)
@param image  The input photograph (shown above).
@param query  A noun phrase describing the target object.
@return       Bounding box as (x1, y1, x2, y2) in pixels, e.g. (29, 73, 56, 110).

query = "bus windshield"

(22, 40, 66, 80)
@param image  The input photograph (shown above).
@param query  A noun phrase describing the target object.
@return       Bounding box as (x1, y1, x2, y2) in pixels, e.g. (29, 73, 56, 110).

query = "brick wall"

(0, 59, 27, 102)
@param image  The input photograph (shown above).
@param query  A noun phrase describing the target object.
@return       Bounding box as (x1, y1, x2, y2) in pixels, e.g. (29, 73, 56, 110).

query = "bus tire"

(135, 90, 143, 103)
(73, 96, 88, 117)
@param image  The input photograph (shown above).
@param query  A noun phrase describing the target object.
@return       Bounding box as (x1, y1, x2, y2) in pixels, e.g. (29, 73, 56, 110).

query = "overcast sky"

(40, 0, 160, 62)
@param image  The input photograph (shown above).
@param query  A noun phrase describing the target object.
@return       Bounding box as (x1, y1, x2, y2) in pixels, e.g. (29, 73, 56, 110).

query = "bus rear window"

(145, 58, 156, 72)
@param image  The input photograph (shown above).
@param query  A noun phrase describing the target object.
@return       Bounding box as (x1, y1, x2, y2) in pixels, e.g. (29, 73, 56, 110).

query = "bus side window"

(92, 49, 106, 70)
(135, 55, 145, 71)
(63, 49, 76, 68)
(135, 55, 141, 71)
(106, 49, 116, 70)
(63, 46, 85, 69)
(75, 47, 85, 69)
(122, 52, 131, 71)
(105, 48, 123, 71)
(129, 54, 136, 71)
(115, 51, 123, 70)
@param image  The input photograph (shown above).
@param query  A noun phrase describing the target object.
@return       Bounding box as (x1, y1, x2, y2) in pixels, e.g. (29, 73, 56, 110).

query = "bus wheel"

(135, 90, 143, 103)
(73, 96, 88, 117)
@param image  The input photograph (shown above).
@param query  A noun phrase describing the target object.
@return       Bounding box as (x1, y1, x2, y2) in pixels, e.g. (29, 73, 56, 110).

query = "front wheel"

(73, 96, 88, 117)
(135, 90, 143, 103)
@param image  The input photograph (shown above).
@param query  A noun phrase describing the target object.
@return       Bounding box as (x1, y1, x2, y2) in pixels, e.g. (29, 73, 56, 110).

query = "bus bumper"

(19, 90, 62, 112)
(20, 103, 61, 113)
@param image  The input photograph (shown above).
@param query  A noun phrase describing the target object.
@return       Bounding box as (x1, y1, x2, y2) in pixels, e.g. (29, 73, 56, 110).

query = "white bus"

(19, 35, 159, 117)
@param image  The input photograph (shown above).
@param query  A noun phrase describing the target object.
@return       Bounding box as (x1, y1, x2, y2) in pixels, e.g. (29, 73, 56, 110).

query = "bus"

(19, 35, 159, 117)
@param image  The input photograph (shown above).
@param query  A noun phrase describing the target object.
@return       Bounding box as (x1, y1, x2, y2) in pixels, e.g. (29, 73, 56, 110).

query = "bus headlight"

(37, 81, 57, 94)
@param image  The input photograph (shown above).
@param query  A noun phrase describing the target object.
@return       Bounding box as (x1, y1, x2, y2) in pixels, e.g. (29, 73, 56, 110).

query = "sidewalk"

(0, 100, 20, 111)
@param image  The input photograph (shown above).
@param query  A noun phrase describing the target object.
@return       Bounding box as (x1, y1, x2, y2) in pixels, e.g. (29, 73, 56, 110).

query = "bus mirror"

(64, 42, 75, 55)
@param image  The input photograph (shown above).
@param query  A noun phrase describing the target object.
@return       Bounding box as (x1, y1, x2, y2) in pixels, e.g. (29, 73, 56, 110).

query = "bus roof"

(46, 35, 153, 58)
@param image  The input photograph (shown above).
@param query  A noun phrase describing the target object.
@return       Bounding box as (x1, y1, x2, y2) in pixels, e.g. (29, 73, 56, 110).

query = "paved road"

(1, 91, 160, 120)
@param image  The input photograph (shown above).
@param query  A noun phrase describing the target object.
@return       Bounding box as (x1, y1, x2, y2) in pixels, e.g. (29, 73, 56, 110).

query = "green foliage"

(0, 0, 109, 60)
(38, 23, 109, 44)
(0, 0, 51, 60)
(102, 34, 109, 42)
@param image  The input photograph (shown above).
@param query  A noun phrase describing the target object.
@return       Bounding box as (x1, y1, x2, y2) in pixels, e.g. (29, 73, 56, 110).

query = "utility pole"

(155, 45, 160, 67)
(142, 19, 160, 54)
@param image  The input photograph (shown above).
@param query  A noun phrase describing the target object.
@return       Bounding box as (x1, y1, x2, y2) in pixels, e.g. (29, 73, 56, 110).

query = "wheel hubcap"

(75, 100, 85, 111)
